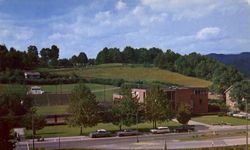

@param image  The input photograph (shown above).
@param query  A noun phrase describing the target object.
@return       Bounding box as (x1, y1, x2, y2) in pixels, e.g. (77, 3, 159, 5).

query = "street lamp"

(31, 107, 35, 150)
(243, 98, 248, 150)
(136, 110, 139, 143)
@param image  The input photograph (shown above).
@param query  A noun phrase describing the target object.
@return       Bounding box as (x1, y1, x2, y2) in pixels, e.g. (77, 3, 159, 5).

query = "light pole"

(32, 108, 35, 150)
(136, 110, 139, 143)
(243, 98, 248, 150)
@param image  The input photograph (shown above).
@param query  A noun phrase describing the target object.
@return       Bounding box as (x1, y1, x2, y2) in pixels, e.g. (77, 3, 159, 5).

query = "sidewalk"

(19, 135, 89, 144)
(173, 119, 248, 132)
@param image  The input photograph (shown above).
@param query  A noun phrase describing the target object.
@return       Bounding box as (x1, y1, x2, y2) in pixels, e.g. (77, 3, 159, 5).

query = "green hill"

(54, 64, 211, 87)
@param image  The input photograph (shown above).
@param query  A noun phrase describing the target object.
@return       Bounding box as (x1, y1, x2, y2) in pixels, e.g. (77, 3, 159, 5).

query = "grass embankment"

(36, 105, 68, 115)
(192, 115, 247, 126)
(25, 121, 180, 138)
(180, 131, 245, 141)
(52, 64, 211, 87)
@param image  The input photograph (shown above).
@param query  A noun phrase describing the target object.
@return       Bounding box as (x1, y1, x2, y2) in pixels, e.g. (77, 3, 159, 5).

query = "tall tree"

(78, 52, 88, 66)
(230, 80, 250, 110)
(67, 83, 99, 135)
(70, 55, 78, 66)
(40, 48, 50, 66)
(112, 87, 140, 130)
(0, 44, 8, 71)
(122, 46, 136, 63)
(27, 45, 39, 67)
(0, 91, 32, 150)
(145, 86, 173, 128)
(212, 65, 243, 94)
(50, 45, 59, 66)
(148, 47, 163, 64)
(96, 47, 110, 64)
(24, 111, 46, 135)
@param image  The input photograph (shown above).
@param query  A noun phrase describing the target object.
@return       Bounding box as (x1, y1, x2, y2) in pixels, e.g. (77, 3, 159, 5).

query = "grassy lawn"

(36, 105, 68, 115)
(192, 115, 247, 126)
(25, 121, 180, 138)
(40, 83, 120, 101)
(39, 83, 119, 93)
(179, 131, 245, 141)
(52, 64, 211, 87)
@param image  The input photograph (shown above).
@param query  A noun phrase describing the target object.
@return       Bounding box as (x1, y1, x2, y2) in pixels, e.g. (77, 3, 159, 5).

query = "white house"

(28, 86, 45, 95)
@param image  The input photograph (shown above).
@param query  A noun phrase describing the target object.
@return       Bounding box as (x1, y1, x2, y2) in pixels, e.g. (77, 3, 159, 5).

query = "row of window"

(194, 89, 207, 95)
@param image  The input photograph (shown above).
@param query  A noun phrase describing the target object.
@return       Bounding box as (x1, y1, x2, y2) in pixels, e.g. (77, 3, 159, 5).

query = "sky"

(0, 0, 250, 58)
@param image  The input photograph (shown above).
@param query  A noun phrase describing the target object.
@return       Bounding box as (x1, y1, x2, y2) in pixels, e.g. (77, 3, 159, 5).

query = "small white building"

(14, 128, 25, 141)
(24, 72, 40, 79)
(28, 86, 45, 95)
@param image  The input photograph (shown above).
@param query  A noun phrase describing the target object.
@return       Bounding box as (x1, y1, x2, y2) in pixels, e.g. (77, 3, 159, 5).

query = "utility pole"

(32, 109, 35, 150)
(247, 98, 248, 150)
(243, 98, 248, 150)
(136, 110, 139, 143)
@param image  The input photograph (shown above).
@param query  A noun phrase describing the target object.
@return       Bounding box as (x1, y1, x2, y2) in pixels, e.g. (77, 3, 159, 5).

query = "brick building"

(113, 86, 208, 114)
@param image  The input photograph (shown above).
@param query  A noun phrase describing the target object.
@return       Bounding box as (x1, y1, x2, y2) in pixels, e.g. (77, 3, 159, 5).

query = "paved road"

(16, 120, 250, 150)
(15, 129, 248, 150)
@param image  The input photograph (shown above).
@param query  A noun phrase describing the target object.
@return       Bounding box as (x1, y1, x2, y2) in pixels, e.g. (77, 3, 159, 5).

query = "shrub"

(218, 112, 226, 117)
(208, 104, 220, 112)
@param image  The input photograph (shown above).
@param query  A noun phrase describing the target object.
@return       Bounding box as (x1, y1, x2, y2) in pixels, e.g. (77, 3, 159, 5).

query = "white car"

(150, 127, 170, 134)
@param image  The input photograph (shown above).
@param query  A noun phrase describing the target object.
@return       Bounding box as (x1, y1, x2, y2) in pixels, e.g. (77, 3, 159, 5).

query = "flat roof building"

(113, 86, 208, 114)
(24, 71, 40, 79)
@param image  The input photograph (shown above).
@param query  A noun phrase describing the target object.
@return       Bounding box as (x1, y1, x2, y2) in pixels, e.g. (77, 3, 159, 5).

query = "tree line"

(0, 44, 89, 71)
(0, 44, 244, 94)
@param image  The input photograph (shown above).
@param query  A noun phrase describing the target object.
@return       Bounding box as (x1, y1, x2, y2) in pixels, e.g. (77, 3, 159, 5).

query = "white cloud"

(196, 27, 221, 40)
(116, 0, 127, 10)
(140, 0, 243, 20)
(0, 24, 33, 41)
(95, 11, 111, 21)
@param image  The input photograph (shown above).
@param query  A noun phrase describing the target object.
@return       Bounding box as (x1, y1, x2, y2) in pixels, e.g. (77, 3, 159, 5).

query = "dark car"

(174, 125, 195, 133)
(117, 129, 140, 137)
(89, 129, 111, 138)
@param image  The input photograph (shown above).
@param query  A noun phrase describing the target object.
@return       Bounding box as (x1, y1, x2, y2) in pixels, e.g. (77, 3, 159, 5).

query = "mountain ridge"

(206, 52, 250, 77)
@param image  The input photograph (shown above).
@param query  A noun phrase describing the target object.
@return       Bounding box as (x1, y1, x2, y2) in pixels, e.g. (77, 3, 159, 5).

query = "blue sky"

(0, 0, 250, 58)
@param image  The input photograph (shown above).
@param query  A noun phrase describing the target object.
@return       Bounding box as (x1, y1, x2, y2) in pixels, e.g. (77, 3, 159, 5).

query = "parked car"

(233, 113, 245, 118)
(150, 127, 170, 134)
(174, 125, 195, 133)
(89, 129, 111, 138)
(117, 129, 140, 137)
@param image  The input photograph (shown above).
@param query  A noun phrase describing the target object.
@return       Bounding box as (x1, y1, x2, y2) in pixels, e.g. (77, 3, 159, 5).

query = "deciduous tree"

(67, 83, 99, 135)
(112, 87, 140, 130)
(145, 85, 173, 128)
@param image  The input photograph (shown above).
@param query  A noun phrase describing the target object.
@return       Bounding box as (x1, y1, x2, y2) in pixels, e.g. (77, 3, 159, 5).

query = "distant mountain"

(206, 52, 250, 77)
